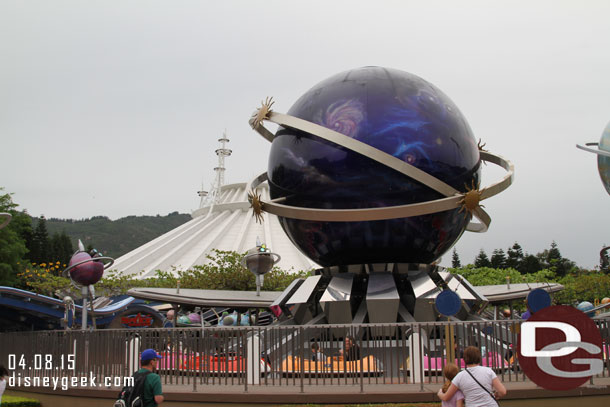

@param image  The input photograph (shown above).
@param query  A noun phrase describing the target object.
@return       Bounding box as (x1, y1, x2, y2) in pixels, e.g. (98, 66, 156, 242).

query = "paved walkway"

(14, 376, 610, 404)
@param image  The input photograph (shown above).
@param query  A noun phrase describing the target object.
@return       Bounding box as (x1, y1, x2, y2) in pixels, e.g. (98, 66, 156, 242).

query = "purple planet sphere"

(68, 252, 104, 286)
(268, 66, 480, 266)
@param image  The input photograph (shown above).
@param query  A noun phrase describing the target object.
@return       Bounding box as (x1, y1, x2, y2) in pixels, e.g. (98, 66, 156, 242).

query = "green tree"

(451, 248, 461, 268)
(547, 241, 561, 263)
(30, 216, 52, 264)
(0, 189, 29, 286)
(546, 241, 574, 277)
(474, 249, 491, 268)
(519, 253, 542, 274)
(600, 246, 609, 273)
(50, 231, 73, 268)
(452, 265, 556, 287)
(555, 271, 610, 305)
(506, 242, 524, 270)
(490, 249, 507, 269)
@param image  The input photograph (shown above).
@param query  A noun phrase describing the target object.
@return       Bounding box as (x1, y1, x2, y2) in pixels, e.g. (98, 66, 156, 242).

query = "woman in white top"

(438, 346, 506, 407)
(0, 364, 8, 407)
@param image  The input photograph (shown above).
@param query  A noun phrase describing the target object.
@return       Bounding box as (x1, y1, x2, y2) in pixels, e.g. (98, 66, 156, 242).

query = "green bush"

(2, 395, 41, 407)
(555, 271, 610, 305)
(450, 265, 610, 306)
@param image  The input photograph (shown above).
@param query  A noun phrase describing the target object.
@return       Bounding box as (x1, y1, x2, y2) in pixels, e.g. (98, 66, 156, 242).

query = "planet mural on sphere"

(598, 122, 610, 195)
(68, 252, 104, 286)
(267, 66, 481, 266)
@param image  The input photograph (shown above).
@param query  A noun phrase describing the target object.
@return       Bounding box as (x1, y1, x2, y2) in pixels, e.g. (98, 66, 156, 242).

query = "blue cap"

(141, 349, 163, 361)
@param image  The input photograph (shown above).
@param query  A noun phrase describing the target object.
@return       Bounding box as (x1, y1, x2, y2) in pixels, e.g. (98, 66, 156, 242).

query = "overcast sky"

(1, 1, 609, 269)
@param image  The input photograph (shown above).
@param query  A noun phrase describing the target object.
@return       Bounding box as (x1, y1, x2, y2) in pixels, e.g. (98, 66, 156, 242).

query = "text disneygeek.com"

(9, 373, 134, 391)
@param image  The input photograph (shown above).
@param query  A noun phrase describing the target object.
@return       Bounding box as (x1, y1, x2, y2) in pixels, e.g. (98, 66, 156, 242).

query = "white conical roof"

(111, 181, 319, 279)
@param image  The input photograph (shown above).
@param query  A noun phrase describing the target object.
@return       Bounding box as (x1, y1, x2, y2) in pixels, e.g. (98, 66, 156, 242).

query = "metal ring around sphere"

(0, 213, 11, 230)
(61, 256, 115, 280)
(249, 105, 514, 233)
(576, 142, 610, 158)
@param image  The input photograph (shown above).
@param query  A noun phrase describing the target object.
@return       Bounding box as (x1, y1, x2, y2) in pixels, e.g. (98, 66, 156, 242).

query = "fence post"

(408, 327, 427, 389)
(299, 326, 304, 393)
(247, 328, 260, 386)
(127, 334, 140, 375)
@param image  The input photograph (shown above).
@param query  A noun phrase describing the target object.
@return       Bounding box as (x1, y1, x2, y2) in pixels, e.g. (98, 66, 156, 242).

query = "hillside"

(41, 212, 192, 259)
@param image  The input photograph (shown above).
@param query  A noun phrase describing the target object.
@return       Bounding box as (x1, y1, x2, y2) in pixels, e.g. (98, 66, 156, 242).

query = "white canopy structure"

(110, 134, 318, 279)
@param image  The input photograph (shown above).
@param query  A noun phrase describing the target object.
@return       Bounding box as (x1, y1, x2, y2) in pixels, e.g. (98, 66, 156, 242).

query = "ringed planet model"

(577, 120, 610, 195)
(61, 240, 115, 330)
(240, 238, 281, 296)
(63, 242, 115, 287)
(248, 66, 513, 267)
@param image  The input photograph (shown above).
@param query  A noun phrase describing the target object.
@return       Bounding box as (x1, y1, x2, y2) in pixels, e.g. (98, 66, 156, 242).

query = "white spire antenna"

(199, 130, 232, 208)
(214, 130, 232, 192)
(197, 179, 208, 208)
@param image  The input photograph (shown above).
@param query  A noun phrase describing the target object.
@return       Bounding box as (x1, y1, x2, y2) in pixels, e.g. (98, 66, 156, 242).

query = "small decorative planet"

(68, 252, 104, 286)
(601, 297, 610, 305)
(267, 66, 481, 266)
(576, 301, 595, 317)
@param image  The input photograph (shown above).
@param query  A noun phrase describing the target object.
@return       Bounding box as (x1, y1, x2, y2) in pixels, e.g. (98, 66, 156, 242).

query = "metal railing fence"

(1, 319, 609, 391)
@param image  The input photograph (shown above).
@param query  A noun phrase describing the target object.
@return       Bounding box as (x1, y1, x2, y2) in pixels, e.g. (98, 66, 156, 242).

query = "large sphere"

(598, 122, 610, 195)
(68, 252, 104, 286)
(268, 67, 480, 266)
